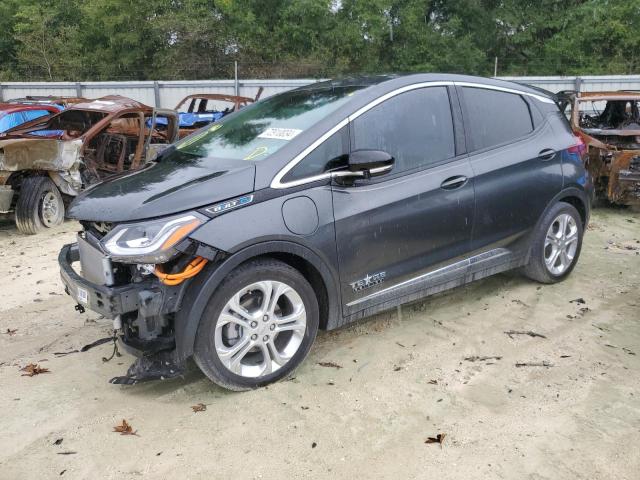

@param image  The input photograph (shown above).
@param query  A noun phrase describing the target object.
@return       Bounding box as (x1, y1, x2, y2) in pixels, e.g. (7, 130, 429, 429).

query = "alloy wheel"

(544, 213, 579, 275)
(214, 280, 307, 378)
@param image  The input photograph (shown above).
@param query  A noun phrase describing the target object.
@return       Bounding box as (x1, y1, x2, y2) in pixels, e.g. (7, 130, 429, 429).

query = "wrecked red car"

(0, 95, 178, 234)
(561, 91, 640, 205)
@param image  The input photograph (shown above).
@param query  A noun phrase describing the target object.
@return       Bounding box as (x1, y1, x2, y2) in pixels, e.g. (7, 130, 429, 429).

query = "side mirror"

(332, 149, 394, 181)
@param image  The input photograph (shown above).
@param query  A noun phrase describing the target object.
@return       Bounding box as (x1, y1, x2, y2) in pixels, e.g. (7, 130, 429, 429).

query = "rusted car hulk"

(173, 88, 263, 137)
(0, 95, 178, 234)
(560, 91, 640, 205)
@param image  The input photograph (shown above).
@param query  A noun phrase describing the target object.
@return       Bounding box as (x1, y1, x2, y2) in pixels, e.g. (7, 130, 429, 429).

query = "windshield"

(8, 109, 108, 139)
(174, 86, 362, 162)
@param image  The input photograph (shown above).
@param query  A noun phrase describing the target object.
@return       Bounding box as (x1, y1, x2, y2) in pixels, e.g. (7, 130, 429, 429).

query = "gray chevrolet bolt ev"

(59, 74, 593, 390)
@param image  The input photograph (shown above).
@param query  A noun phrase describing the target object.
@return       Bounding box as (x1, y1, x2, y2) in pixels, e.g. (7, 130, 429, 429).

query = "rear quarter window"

(461, 87, 534, 151)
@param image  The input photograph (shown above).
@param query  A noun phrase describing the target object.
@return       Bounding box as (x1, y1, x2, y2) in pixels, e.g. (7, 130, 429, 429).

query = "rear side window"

(351, 87, 455, 174)
(461, 87, 533, 151)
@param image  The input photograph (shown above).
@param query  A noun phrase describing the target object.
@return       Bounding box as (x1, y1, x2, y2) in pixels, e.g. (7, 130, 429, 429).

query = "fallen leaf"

(393, 366, 403, 371)
(4, 328, 17, 336)
(20, 363, 50, 377)
(53, 438, 63, 445)
(191, 403, 207, 413)
(570, 298, 586, 304)
(425, 433, 446, 446)
(318, 361, 342, 369)
(311, 442, 317, 448)
(113, 419, 138, 436)
(428, 379, 438, 385)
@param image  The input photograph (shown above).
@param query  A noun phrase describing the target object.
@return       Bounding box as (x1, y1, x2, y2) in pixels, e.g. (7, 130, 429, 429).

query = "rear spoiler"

(514, 82, 577, 113)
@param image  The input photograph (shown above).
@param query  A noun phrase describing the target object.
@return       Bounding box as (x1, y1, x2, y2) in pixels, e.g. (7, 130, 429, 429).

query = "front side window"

(173, 86, 363, 164)
(282, 126, 349, 183)
(462, 87, 533, 151)
(350, 87, 455, 174)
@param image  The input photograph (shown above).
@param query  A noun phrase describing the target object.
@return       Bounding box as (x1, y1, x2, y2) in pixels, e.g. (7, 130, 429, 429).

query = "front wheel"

(523, 202, 584, 284)
(194, 258, 319, 391)
(15, 176, 65, 234)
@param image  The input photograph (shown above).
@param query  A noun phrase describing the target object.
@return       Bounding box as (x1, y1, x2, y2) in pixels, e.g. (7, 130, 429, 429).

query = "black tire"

(194, 258, 319, 391)
(15, 176, 65, 235)
(523, 202, 584, 284)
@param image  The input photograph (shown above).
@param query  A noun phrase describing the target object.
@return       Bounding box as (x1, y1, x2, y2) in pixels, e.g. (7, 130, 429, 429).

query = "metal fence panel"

(2, 76, 640, 107)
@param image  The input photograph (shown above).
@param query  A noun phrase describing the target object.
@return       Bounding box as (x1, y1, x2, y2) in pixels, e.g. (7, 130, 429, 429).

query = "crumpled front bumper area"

(59, 243, 150, 318)
(59, 242, 187, 384)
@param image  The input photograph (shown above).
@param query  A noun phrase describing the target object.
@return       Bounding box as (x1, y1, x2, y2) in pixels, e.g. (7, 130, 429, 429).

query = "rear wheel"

(15, 176, 65, 234)
(523, 202, 583, 284)
(194, 258, 319, 391)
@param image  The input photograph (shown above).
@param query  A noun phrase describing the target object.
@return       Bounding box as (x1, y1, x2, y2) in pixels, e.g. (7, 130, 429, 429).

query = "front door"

(332, 86, 475, 316)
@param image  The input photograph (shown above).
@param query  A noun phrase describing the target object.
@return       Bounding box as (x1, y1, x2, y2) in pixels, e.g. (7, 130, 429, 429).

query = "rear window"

(462, 87, 533, 151)
(577, 99, 640, 130)
(173, 86, 363, 162)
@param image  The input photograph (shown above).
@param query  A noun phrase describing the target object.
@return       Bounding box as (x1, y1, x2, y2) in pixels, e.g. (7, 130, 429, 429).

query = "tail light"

(568, 135, 587, 156)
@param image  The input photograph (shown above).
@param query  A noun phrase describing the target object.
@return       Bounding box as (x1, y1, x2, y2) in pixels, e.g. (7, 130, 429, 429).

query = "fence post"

(234, 61, 239, 96)
(0, 83, 3, 102)
(75, 82, 83, 98)
(574, 76, 583, 93)
(153, 81, 161, 108)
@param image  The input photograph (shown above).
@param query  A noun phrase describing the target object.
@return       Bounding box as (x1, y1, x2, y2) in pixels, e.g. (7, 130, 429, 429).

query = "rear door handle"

(538, 148, 556, 161)
(440, 175, 468, 190)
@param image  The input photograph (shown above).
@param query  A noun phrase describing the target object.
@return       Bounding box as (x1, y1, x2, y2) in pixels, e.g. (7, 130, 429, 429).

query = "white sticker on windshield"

(258, 127, 302, 141)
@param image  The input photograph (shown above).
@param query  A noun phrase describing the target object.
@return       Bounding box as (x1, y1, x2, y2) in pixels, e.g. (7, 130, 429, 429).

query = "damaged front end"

(59, 213, 220, 384)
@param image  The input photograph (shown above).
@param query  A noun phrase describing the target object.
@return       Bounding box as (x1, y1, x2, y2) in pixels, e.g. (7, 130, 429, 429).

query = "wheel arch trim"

(525, 187, 590, 263)
(174, 240, 341, 362)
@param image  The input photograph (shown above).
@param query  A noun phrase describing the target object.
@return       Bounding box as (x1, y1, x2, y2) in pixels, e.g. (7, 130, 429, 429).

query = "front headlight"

(102, 212, 206, 263)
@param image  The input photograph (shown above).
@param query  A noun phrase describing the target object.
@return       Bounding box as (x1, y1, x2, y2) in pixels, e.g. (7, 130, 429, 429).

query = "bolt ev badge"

(350, 272, 386, 292)
(206, 194, 254, 215)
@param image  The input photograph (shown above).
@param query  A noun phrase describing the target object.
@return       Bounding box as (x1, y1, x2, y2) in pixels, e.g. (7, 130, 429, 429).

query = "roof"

(9, 96, 86, 106)
(0, 103, 60, 114)
(577, 91, 640, 101)
(179, 93, 255, 104)
(296, 73, 555, 101)
(70, 95, 152, 113)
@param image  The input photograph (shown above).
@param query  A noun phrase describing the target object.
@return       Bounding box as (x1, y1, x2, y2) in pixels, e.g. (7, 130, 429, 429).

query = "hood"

(0, 137, 81, 172)
(67, 151, 256, 222)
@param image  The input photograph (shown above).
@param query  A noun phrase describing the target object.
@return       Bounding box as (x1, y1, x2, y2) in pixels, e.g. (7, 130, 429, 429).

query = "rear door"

(457, 86, 563, 255)
(331, 86, 475, 315)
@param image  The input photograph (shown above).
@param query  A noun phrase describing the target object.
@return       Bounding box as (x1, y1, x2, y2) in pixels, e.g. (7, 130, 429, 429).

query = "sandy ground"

(0, 208, 639, 480)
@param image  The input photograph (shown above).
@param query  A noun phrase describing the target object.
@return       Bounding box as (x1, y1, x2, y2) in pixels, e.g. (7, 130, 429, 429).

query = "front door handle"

(538, 148, 556, 161)
(440, 175, 468, 190)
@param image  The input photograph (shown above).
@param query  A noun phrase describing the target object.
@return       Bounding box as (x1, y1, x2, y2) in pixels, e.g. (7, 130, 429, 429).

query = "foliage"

(0, 0, 638, 80)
